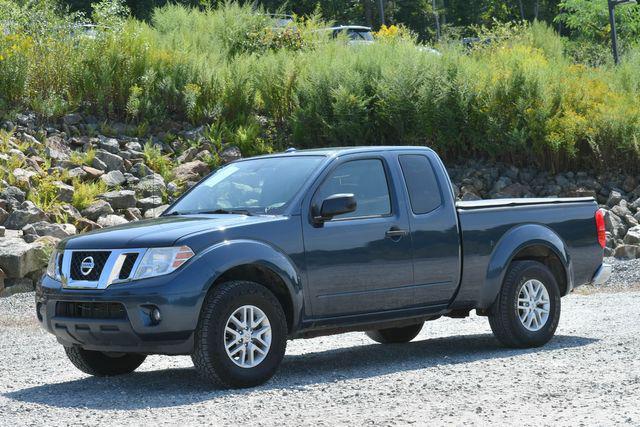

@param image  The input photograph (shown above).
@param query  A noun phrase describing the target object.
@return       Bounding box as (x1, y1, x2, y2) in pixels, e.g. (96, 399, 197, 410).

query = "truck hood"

(61, 214, 284, 250)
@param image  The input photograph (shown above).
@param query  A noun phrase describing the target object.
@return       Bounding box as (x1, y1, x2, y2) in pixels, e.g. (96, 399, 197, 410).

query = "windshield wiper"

(200, 209, 254, 216)
(164, 209, 255, 216)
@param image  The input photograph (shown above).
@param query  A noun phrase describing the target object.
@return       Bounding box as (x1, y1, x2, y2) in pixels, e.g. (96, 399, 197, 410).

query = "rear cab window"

(398, 154, 442, 214)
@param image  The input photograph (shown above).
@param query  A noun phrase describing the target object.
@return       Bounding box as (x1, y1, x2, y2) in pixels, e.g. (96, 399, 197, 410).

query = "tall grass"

(0, 3, 638, 172)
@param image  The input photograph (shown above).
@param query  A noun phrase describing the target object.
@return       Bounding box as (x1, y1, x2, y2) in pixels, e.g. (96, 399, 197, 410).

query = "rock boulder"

(173, 160, 209, 183)
(22, 221, 76, 242)
(0, 238, 48, 278)
(81, 200, 114, 221)
(98, 190, 136, 209)
(97, 214, 128, 228)
(4, 201, 47, 230)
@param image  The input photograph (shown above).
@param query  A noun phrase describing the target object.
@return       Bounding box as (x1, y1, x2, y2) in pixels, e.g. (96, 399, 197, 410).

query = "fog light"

(150, 307, 161, 324)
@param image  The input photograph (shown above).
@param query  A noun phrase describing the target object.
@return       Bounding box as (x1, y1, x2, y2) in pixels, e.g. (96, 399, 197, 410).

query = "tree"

(59, 0, 210, 20)
(556, 0, 640, 43)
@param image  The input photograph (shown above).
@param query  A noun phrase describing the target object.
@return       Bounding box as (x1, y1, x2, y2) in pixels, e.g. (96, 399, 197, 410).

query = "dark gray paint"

(37, 146, 604, 354)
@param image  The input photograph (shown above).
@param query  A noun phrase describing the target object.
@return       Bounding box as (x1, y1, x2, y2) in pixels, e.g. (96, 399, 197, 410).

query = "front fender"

(479, 224, 572, 308)
(192, 239, 304, 330)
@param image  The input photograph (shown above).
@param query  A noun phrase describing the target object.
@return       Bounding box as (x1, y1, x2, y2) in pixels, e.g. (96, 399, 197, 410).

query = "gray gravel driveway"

(1, 264, 639, 426)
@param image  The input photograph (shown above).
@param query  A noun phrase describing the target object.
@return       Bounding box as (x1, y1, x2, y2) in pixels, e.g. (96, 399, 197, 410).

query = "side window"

(315, 159, 391, 220)
(399, 154, 442, 214)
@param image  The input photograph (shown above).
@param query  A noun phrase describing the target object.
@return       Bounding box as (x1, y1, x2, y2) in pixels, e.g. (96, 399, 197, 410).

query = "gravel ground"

(1, 260, 639, 426)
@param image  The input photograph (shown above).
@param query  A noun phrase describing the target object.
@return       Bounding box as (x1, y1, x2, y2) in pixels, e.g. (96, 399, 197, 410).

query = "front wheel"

(64, 346, 146, 376)
(488, 260, 561, 348)
(191, 281, 288, 388)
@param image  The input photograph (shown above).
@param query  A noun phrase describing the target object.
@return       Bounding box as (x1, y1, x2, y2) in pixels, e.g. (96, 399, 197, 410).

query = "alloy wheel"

(516, 279, 551, 332)
(224, 305, 272, 368)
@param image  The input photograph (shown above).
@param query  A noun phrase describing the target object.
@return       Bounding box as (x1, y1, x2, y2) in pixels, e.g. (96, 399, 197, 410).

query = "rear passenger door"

(397, 153, 461, 305)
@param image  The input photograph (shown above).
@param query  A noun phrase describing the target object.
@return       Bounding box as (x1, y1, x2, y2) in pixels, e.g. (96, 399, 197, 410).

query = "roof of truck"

(325, 25, 372, 31)
(257, 146, 435, 158)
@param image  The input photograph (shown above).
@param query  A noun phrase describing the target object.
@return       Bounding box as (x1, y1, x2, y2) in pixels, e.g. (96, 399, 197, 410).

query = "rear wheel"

(488, 260, 561, 348)
(365, 322, 423, 344)
(191, 281, 287, 388)
(64, 346, 146, 376)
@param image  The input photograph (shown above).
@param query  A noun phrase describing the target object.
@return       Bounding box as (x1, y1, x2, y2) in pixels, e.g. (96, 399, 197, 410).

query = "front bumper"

(591, 263, 612, 286)
(36, 273, 206, 355)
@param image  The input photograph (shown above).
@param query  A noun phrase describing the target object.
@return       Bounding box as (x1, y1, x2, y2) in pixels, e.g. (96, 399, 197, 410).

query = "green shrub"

(253, 50, 300, 127)
(0, 32, 31, 110)
(0, 3, 639, 172)
(0, 152, 26, 187)
(27, 175, 61, 212)
(143, 141, 174, 181)
(71, 179, 107, 211)
(69, 147, 96, 166)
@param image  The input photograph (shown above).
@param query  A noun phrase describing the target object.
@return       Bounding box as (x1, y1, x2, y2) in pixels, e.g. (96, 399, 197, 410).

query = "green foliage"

(0, 152, 26, 187)
(71, 179, 107, 210)
(143, 141, 174, 181)
(0, 31, 31, 110)
(557, 0, 640, 44)
(27, 175, 61, 212)
(0, 127, 14, 150)
(92, 0, 130, 28)
(69, 147, 96, 166)
(231, 121, 272, 157)
(564, 38, 612, 66)
(0, 3, 639, 172)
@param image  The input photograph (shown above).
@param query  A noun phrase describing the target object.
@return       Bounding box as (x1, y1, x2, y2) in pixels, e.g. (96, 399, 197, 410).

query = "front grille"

(118, 253, 139, 280)
(70, 251, 111, 281)
(55, 302, 127, 320)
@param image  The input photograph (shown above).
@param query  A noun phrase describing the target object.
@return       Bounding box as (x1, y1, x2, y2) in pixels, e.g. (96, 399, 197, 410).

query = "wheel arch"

(479, 224, 572, 309)
(213, 263, 296, 333)
(511, 245, 568, 295)
(196, 239, 304, 334)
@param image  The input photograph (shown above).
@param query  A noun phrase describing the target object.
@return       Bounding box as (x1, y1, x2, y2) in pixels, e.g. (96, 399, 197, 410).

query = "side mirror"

(313, 193, 357, 224)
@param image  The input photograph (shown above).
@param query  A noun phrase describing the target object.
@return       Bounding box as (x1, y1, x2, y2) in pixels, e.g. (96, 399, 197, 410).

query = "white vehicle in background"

(322, 24, 440, 55)
(325, 25, 375, 44)
(417, 45, 442, 55)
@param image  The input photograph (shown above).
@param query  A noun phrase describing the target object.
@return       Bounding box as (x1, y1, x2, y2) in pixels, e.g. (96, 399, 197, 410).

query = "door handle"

(385, 227, 409, 239)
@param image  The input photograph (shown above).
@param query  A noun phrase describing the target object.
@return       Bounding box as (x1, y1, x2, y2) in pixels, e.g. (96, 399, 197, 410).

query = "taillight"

(595, 209, 606, 249)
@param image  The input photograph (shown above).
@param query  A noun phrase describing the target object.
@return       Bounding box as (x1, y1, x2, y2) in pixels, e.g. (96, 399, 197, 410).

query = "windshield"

(348, 29, 374, 41)
(165, 156, 324, 215)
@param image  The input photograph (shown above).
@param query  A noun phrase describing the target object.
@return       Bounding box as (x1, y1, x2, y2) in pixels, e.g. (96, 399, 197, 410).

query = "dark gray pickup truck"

(37, 146, 610, 388)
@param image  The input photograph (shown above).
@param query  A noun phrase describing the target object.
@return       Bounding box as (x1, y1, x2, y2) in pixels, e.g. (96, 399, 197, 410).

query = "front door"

(302, 156, 414, 317)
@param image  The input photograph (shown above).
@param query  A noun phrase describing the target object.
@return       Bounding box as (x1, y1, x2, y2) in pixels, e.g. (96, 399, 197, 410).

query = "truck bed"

(456, 197, 595, 210)
(452, 197, 603, 309)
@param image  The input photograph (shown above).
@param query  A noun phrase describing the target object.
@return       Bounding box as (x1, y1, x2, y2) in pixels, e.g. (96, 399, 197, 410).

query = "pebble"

(0, 259, 639, 424)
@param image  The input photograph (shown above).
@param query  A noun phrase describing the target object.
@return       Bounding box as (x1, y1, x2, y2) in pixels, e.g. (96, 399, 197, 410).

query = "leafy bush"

(71, 179, 107, 210)
(0, 2, 639, 171)
(143, 141, 174, 181)
(0, 32, 32, 110)
(69, 147, 96, 166)
(556, 0, 640, 44)
(565, 39, 613, 67)
(27, 175, 61, 212)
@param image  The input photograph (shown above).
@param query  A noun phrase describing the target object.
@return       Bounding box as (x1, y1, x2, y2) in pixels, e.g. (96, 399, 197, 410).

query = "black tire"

(365, 322, 423, 344)
(488, 260, 561, 348)
(191, 280, 288, 388)
(64, 346, 146, 376)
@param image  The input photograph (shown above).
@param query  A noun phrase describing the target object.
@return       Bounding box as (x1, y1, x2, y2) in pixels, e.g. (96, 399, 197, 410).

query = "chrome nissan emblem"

(80, 256, 95, 276)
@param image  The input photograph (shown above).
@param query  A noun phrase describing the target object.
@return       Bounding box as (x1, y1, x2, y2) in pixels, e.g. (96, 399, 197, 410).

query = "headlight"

(133, 246, 195, 280)
(46, 249, 61, 280)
